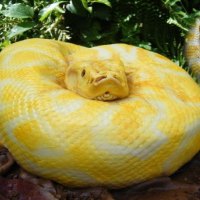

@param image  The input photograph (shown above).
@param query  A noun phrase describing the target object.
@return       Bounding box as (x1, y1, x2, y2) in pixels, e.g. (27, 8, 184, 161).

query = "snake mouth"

(94, 91, 117, 101)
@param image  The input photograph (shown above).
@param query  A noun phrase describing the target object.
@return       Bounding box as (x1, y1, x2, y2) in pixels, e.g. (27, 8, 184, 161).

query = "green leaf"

(0, 40, 11, 50)
(8, 22, 36, 39)
(39, 1, 66, 21)
(90, 0, 111, 7)
(81, 21, 101, 41)
(2, 3, 34, 19)
(167, 17, 188, 31)
(81, 0, 92, 12)
(66, 0, 110, 16)
(92, 4, 111, 20)
(67, 0, 91, 15)
(164, 0, 181, 6)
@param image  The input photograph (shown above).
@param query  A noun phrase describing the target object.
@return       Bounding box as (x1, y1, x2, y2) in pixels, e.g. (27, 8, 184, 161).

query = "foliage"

(0, 0, 199, 68)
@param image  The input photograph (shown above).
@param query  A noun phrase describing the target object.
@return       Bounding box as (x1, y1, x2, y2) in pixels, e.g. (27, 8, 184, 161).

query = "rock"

(0, 148, 14, 175)
(111, 177, 200, 200)
(0, 177, 58, 200)
(0, 149, 200, 200)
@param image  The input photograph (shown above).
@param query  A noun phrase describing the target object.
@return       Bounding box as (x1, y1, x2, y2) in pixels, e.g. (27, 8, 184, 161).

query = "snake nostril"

(90, 78, 94, 83)
(113, 74, 118, 79)
(81, 69, 86, 77)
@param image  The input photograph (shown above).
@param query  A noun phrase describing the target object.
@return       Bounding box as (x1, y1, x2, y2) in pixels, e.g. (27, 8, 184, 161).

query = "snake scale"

(0, 19, 199, 188)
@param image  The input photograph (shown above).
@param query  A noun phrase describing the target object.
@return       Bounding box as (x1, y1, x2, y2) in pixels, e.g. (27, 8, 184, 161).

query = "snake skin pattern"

(0, 20, 199, 188)
(185, 18, 200, 82)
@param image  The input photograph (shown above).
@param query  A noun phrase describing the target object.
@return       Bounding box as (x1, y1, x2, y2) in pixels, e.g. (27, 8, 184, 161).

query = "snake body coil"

(185, 18, 200, 82)
(0, 21, 200, 188)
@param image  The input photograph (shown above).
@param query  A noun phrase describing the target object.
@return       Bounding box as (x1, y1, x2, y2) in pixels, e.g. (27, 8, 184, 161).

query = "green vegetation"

(0, 0, 200, 68)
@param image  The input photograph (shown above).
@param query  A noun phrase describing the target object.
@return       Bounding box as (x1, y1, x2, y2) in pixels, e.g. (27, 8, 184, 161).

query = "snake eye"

(81, 69, 86, 77)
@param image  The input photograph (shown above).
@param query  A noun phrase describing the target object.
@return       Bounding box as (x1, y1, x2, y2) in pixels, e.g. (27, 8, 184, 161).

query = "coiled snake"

(0, 19, 200, 188)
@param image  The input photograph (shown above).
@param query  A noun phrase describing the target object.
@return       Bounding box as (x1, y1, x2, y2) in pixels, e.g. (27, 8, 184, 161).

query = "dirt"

(0, 148, 200, 200)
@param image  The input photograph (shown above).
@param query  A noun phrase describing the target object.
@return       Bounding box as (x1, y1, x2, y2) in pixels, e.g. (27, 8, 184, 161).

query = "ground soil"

(0, 148, 200, 200)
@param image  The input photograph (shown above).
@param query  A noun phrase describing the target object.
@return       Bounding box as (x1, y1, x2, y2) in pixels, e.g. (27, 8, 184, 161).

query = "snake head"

(64, 53, 129, 101)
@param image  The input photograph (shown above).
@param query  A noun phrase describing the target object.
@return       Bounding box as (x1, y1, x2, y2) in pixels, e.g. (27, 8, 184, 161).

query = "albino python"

(0, 19, 200, 188)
